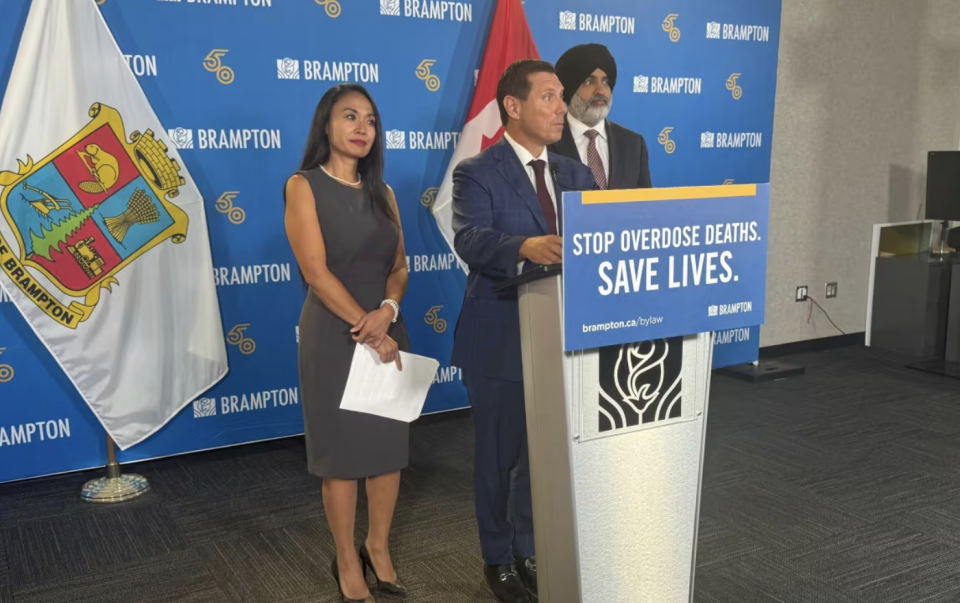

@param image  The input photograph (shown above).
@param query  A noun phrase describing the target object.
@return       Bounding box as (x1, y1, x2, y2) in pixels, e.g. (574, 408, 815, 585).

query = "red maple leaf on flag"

(431, 0, 540, 265)
(481, 127, 506, 151)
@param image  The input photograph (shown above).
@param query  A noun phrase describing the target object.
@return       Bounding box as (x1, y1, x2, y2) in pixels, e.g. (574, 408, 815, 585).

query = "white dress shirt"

(503, 131, 558, 273)
(503, 131, 558, 231)
(567, 114, 610, 183)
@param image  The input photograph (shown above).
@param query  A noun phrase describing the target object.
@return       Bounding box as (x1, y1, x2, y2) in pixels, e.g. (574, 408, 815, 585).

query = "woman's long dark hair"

(298, 84, 396, 224)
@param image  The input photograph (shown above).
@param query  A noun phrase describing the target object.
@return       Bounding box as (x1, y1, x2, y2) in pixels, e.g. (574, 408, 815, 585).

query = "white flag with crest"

(0, 0, 227, 449)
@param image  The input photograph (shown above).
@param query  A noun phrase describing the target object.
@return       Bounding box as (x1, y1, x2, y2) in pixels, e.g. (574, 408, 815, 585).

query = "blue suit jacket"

(451, 137, 597, 382)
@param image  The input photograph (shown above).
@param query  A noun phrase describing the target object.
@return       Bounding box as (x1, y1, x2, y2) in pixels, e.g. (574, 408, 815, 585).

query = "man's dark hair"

(496, 59, 556, 126)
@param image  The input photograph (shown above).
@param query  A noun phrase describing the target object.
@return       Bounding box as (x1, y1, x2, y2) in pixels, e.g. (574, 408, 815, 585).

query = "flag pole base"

(80, 471, 150, 503)
(80, 435, 150, 503)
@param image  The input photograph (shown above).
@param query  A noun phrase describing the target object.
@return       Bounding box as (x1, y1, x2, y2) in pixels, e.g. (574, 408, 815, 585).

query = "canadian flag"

(431, 0, 540, 273)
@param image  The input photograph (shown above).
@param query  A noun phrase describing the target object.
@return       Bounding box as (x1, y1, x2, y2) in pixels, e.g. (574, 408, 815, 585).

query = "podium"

(496, 265, 713, 603)
(495, 184, 770, 603)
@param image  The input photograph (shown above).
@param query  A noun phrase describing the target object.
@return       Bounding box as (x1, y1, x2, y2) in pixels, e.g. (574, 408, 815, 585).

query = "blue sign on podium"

(562, 184, 770, 352)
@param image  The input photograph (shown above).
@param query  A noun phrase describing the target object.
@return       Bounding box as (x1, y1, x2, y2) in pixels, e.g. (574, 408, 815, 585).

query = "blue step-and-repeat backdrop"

(0, 0, 782, 483)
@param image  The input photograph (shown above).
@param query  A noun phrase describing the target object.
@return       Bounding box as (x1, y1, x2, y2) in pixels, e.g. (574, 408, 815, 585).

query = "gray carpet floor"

(2, 345, 960, 602)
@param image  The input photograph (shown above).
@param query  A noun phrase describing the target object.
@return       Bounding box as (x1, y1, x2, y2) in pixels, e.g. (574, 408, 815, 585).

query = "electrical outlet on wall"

(825, 282, 838, 298)
(796, 286, 808, 302)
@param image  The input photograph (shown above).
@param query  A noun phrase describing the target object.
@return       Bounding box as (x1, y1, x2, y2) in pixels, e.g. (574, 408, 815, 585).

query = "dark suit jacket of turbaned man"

(549, 118, 653, 190)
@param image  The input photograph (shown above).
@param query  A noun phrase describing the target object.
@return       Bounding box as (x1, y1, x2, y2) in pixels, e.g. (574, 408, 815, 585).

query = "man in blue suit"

(451, 59, 596, 603)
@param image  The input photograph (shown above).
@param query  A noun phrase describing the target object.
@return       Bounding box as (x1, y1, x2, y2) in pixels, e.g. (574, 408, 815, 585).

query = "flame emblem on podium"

(598, 338, 682, 433)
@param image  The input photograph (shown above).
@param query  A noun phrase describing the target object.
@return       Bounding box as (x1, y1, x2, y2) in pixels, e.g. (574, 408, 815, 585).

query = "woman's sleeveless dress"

(296, 167, 410, 479)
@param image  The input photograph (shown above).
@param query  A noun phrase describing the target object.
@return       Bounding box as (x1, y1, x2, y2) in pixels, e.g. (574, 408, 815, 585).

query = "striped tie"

(528, 159, 558, 235)
(585, 129, 607, 190)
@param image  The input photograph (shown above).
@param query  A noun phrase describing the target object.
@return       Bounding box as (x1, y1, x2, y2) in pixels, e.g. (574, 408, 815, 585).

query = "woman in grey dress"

(283, 84, 409, 603)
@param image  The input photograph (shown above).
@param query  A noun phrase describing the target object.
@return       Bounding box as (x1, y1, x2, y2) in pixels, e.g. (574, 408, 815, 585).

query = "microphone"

(550, 162, 595, 191)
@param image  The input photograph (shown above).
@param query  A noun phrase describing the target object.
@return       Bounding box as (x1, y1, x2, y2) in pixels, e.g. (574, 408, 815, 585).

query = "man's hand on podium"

(519, 235, 562, 266)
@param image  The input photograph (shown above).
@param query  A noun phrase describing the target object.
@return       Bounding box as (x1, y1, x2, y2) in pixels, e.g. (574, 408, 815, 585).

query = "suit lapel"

(547, 150, 567, 235)
(605, 121, 621, 190)
(556, 121, 580, 162)
(494, 139, 548, 235)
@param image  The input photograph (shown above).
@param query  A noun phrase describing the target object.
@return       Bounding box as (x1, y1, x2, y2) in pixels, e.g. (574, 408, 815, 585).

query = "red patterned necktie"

(585, 129, 607, 190)
(528, 159, 557, 235)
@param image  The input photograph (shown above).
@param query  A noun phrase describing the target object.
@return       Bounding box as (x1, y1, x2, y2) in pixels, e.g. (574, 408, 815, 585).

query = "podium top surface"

(492, 264, 562, 293)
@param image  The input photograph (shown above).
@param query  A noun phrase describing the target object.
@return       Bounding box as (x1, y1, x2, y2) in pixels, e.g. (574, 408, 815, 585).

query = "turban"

(555, 43, 618, 105)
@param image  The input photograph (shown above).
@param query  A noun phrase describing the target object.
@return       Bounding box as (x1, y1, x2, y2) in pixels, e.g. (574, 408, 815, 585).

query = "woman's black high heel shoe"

(359, 543, 408, 596)
(331, 556, 375, 603)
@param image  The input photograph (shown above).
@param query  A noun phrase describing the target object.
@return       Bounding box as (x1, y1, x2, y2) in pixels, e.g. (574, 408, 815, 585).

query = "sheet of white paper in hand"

(339, 344, 440, 423)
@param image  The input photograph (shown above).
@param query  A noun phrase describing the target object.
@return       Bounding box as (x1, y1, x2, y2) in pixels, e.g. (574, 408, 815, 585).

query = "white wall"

(762, 0, 960, 346)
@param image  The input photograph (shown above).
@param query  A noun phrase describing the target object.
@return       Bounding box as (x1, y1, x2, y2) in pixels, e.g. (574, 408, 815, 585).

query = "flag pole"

(80, 434, 150, 503)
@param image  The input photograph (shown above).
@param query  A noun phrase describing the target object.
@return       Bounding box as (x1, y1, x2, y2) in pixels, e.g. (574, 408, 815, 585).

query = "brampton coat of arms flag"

(0, 0, 228, 449)
(0, 105, 189, 327)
